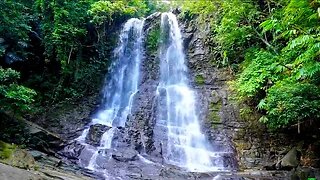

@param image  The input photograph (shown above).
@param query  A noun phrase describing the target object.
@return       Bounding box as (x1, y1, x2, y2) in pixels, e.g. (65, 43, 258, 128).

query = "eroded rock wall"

(179, 16, 238, 170)
(179, 14, 320, 179)
(115, 12, 162, 157)
(178, 15, 284, 171)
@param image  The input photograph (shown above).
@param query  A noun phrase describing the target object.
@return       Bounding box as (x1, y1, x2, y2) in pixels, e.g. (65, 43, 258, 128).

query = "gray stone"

(85, 124, 111, 146)
(112, 149, 138, 162)
(28, 150, 45, 160)
(278, 148, 300, 169)
(211, 90, 221, 104)
(0, 162, 94, 180)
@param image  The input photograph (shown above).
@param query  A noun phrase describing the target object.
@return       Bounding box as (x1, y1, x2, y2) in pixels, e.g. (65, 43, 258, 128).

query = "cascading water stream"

(93, 18, 144, 128)
(156, 12, 225, 172)
(71, 18, 144, 172)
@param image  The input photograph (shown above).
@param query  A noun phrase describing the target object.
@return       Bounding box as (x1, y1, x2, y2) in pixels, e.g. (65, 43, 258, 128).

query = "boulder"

(58, 141, 86, 161)
(0, 161, 95, 180)
(85, 124, 111, 146)
(112, 149, 138, 162)
(277, 148, 300, 170)
(0, 112, 65, 154)
(0, 142, 36, 170)
(159, 167, 195, 179)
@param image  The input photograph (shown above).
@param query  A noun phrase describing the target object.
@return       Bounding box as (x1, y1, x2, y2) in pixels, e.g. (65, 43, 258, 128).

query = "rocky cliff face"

(119, 12, 162, 157)
(179, 15, 238, 170)
(178, 14, 276, 171)
(179, 12, 320, 179)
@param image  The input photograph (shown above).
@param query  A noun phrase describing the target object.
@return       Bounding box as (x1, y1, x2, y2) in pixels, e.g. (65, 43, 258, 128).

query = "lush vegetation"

(0, 68, 36, 115)
(2, 0, 319, 136)
(0, 141, 16, 160)
(146, 24, 161, 54)
(180, 0, 320, 131)
(0, 0, 165, 116)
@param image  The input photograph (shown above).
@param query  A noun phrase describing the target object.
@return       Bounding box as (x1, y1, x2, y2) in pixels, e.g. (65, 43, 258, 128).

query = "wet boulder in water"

(60, 141, 86, 161)
(85, 124, 111, 146)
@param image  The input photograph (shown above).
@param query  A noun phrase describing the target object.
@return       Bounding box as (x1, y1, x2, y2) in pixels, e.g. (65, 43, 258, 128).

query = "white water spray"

(73, 18, 144, 172)
(157, 12, 225, 172)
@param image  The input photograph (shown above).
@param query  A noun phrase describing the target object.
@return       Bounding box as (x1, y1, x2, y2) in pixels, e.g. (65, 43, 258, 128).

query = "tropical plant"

(0, 68, 36, 115)
(180, 0, 320, 131)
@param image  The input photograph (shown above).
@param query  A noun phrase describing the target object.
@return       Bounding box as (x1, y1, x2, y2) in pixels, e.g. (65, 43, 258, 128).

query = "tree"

(179, 0, 320, 131)
(0, 68, 36, 115)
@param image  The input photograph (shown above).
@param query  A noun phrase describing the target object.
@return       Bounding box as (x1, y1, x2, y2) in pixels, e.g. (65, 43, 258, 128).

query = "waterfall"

(72, 18, 144, 171)
(93, 18, 144, 128)
(156, 12, 225, 172)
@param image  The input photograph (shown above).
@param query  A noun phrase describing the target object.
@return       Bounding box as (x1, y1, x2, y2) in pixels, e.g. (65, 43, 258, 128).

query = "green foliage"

(217, 0, 258, 48)
(0, 0, 168, 108)
(32, 0, 134, 102)
(88, 0, 164, 25)
(0, 0, 170, 148)
(146, 24, 161, 54)
(0, 0, 32, 41)
(195, 74, 205, 85)
(145, 0, 170, 13)
(127, 0, 150, 17)
(235, 50, 279, 100)
(36, 0, 93, 74)
(179, 0, 217, 19)
(0, 141, 16, 160)
(0, 68, 36, 114)
(37, 0, 156, 74)
(0, 0, 34, 60)
(180, 0, 320, 130)
(88, 1, 135, 25)
(236, 0, 320, 130)
(259, 82, 320, 129)
(179, 0, 262, 65)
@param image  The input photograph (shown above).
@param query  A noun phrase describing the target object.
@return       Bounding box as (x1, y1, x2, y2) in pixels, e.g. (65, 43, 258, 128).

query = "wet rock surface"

(0, 146, 99, 180)
(31, 94, 99, 141)
(126, 12, 161, 156)
(179, 13, 238, 171)
(57, 13, 165, 179)
(86, 124, 111, 146)
(112, 149, 138, 162)
(60, 141, 87, 163)
(58, 12, 280, 179)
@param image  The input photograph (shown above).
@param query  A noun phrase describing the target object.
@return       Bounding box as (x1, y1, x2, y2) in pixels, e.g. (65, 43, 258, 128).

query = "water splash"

(75, 128, 89, 143)
(157, 12, 225, 172)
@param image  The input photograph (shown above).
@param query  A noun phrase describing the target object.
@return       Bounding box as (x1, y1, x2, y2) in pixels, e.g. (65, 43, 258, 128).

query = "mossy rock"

(234, 140, 252, 151)
(208, 100, 222, 129)
(209, 101, 222, 112)
(146, 24, 161, 54)
(195, 74, 205, 85)
(0, 141, 16, 159)
(0, 141, 36, 170)
(209, 111, 220, 123)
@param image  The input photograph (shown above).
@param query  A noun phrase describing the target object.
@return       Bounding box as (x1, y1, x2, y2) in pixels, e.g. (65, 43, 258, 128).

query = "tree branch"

(252, 25, 278, 54)
(67, 47, 73, 64)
